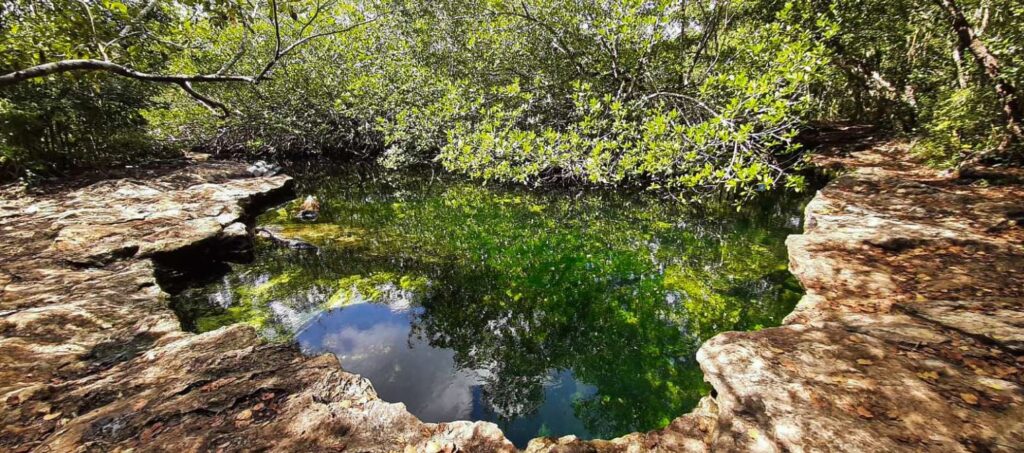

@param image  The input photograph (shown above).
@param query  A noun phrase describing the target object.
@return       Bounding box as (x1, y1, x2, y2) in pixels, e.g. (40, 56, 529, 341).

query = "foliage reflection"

(172, 164, 806, 444)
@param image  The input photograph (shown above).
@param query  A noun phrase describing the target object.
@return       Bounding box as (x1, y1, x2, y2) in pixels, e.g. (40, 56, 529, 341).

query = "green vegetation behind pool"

(172, 163, 808, 447)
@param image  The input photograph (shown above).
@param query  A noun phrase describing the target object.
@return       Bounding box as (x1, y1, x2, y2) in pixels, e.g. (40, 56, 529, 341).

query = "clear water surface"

(172, 164, 808, 448)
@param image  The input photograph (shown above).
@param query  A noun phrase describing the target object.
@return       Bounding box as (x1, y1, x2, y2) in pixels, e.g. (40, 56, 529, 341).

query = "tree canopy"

(1, 0, 1021, 193)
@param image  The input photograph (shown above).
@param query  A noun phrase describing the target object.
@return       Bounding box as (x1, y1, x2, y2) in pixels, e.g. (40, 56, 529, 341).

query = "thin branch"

(482, 3, 587, 77)
(75, 0, 109, 60)
(216, 24, 249, 76)
(120, 0, 160, 37)
(643, 91, 722, 119)
(177, 81, 233, 117)
(255, 14, 387, 82)
(102, 30, 142, 51)
(299, 0, 333, 37)
(0, 59, 255, 86)
(0, 5, 387, 116)
(270, 0, 283, 60)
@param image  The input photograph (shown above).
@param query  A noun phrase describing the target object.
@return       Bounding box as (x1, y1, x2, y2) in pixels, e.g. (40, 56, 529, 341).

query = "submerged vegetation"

(2, 0, 1021, 191)
(173, 165, 807, 444)
(5, 1, 1020, 448)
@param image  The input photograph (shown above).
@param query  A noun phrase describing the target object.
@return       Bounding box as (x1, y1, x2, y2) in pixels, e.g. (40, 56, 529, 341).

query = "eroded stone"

(3, 141, 1022, 452)
(691, 139, 1024, 452)
(0, 162, 516, 452)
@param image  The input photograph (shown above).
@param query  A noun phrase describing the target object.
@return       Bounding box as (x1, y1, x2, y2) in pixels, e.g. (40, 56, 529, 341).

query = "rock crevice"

(525, 138, 1024, 452)
(0, 161, 515, 452)
(696, 139, 1024, 452)
(2, 141, 1021, 452)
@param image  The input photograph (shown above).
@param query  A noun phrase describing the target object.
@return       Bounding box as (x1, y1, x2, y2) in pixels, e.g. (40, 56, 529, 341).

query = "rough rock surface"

(3, 140, 1022, 452)
(524, 137, 1024, 452)
(698, 138, 1024, 452)
(0, 161, 515, 452)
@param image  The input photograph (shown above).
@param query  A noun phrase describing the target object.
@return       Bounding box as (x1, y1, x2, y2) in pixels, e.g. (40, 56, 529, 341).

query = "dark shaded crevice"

(84, 332, 162, 371)
(64, 245, 141, 268)
(896, 303, 1022, 355)
(866, 237, 924, 253)
(155, 259, 234, 296)
(151, 178, 296, 295)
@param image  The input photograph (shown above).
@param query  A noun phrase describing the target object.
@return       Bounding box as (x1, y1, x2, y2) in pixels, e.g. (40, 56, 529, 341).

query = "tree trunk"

(952, 43, 969, 89)
(934, 0, 1024, 150)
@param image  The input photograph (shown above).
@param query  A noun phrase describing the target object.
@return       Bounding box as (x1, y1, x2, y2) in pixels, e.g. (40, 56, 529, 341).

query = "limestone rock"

(0, 162, 516, 452)
(532, 138, 1024, 452)
(4, 141, 1023, 452)
(694, 139, 1024, 452)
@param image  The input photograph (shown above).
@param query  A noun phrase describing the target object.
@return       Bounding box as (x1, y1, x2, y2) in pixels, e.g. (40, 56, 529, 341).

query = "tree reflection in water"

(172, 163, 807, 447)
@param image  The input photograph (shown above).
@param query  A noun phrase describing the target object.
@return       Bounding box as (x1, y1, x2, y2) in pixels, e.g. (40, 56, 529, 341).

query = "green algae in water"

(172, 164, 807, 447)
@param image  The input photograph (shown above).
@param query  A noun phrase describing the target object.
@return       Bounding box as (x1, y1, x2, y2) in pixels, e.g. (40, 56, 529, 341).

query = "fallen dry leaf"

(982, 381, 1004, 391)
(140, 422, 164, 442)
(42, 412, 62, 421)
(917, 371, 939, 382)
(202, 377, 236, 393)
(960, 393, 979, 405)
(856, 359, 874, 366)
(235, 409, 253, 421)
(855, 406, 874, 418)
(809, 392, 829, 409)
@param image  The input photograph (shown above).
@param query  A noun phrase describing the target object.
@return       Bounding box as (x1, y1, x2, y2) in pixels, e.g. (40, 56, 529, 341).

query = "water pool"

(172, 164, 807, 447)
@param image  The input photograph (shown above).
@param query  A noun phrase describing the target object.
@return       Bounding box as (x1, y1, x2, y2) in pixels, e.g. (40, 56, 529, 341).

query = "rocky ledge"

(527, 138, 1024, 452)
(2, 139, 1022, 452)
(0, 161, 514, 452)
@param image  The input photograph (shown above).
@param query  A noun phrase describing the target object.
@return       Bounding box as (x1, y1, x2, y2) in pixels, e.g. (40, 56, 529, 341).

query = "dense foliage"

(2, 0, 1022, 189)
(147, 0, 825, 200)
(0, 0, 170, 177)
(804, 0, 1024, 165)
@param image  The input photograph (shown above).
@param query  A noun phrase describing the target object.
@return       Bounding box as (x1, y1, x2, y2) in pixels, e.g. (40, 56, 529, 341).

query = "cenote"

(172, 164, 808, 448)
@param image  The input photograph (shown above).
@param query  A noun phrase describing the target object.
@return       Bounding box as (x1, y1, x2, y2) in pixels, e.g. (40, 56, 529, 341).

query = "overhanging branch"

(0, 60, 253, 117)
(177, 81, 235, 117)
(0, 6, 389, 116)
(0, 59, 255, 86)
